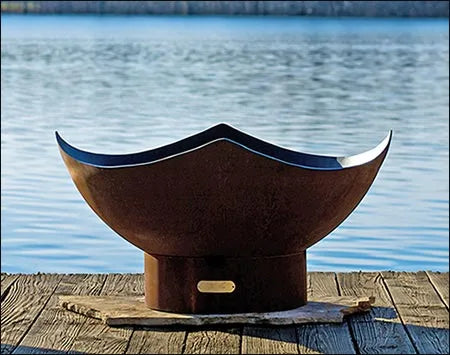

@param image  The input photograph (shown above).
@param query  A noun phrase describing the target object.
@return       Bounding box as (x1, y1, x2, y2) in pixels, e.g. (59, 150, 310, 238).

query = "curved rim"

(55, 123, 392, 170)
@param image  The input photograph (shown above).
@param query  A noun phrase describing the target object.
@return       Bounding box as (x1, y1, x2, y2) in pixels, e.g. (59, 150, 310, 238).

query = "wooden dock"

(1, 271, 448, 354)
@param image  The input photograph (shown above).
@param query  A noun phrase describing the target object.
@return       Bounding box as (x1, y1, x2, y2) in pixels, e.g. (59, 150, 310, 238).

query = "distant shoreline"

(1, 1, 449, 17)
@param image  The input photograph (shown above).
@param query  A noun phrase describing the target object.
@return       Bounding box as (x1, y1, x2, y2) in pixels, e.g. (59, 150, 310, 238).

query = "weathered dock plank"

(13, 274, 106, 354)
(125, 327, 185, 354)
(124, 274, 186, 355)
(241, 272, 357, 354)
(337, 272, 416, 354)
(381, 271, 449, 354)
(67, 274, 142, 354)
(1, 274, 63, 354)
(242, 326, 298, 354)
(184, 327, 241, 354)
(426, 271, 449, 309)
(296, 272, 356, 354)
(1, 272, 448, 355)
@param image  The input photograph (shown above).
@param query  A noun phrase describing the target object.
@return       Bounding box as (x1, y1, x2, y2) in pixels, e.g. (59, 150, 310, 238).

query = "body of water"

(1, 15, 448, 273)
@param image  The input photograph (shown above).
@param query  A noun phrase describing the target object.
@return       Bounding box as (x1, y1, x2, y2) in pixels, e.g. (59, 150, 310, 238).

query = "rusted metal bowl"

(56, 123, 391, 314)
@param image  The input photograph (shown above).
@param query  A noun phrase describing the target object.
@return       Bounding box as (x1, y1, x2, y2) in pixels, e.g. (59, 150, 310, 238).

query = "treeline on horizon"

(1, 1, 449, 17)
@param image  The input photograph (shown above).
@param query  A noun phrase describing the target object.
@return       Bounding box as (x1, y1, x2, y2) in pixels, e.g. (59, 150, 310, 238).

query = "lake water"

(1, 15, 448, 273)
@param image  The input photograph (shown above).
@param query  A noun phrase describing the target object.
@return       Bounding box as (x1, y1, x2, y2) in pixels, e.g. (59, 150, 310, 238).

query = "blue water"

(1, 15, 448, 273)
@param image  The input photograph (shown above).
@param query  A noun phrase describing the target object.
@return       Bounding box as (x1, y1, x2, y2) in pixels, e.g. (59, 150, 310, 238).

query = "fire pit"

(56, 123, 391, 314)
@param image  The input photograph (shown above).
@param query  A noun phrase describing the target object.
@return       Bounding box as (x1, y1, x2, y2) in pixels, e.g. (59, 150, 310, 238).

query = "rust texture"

(57, 124, 391, 313)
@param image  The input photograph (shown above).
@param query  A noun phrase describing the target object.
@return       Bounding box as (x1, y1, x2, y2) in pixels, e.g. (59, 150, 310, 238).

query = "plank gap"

(295, 272, 356, 354)
(425, 271, 449, 311)
(337, 272, 417, 354)
(379, 273, 419, 354)
(13, 274, 107, 354)
(335, 272, 360, 355)
(180, 328, 189, 354)
(9, 274, 64, 354)
(1, 274, 20, 302)
(1, 282, 13, 303)
(346, 319, 361, 355)
(122, 328, 135, 355)
(334, 272, 342, 297)
(238, 326, 243, 355)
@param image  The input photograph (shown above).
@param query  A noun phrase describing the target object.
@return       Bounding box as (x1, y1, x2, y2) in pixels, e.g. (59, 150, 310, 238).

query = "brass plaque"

(197, 280, 236, 293)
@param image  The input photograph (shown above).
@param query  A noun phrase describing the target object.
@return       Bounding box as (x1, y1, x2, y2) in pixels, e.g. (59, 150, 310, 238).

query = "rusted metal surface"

(144, 252, 307, 313)
(56, 123, 391, 313)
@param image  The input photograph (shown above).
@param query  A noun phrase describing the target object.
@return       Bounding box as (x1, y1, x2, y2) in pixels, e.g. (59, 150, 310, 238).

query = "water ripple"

(1, 15, 448, 273)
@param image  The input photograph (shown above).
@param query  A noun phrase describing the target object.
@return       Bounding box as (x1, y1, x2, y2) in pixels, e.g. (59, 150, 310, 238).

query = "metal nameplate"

(197, 280, 236, 293)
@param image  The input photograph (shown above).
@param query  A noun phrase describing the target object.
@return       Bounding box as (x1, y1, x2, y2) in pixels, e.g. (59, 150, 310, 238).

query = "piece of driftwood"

(58, 295, 375, 327)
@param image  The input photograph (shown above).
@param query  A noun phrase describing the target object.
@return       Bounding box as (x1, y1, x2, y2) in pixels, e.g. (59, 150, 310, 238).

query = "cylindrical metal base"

(144, 251, 307, 314)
